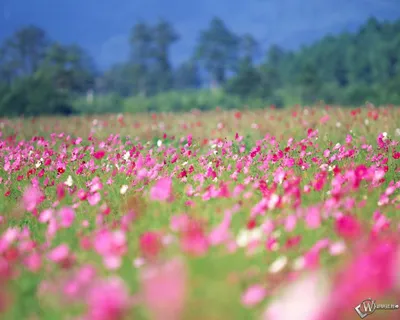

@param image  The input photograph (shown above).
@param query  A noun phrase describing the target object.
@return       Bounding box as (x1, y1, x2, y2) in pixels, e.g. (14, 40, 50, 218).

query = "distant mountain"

(1, 0, 400, 69)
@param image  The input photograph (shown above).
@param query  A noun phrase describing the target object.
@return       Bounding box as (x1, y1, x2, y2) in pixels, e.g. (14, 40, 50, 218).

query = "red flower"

(57, 167, 65, 174)
(247, 218, 257, 230)
(93, 150, 106, 160)
(139, 232, 162, 259)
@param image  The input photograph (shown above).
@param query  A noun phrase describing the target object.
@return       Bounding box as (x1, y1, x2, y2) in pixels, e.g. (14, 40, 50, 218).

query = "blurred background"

(0, 0, 400, 116)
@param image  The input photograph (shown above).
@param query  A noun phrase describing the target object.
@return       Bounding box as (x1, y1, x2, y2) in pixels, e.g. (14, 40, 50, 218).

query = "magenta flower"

(139, 231, 162, 260)
(334, 215, 362, 240)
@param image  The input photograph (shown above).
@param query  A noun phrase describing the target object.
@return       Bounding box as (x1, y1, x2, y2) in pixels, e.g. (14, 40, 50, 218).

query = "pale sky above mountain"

(1, 0, 400, 69)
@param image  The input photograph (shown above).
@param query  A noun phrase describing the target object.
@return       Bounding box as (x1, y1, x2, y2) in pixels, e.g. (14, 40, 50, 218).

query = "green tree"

(99, 63, 136, 97)
(40, 43, 96, 93)
(0, 73, 74, 116)
(195, 17, 239, 87)
(152, 19, 179, 92)
(0, 25, 50, 78)
(298, 61, 321, 104)
(129, 22, 154, 96)
(174, 60, 201, 89)
(225, 34, 261, 98)
(0, 25, 95, 116)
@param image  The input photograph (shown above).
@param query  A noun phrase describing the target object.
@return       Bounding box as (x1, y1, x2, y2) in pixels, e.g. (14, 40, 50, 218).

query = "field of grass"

(0, 105, 400, 320)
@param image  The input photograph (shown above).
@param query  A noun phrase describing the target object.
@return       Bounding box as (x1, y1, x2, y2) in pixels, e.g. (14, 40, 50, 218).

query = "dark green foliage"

(195, 17, 240, 86)
(0, 26, 95, 117)
(0, 74, 75, 116)
(1, 17, 400, 116)
(73, 93, 124, 114)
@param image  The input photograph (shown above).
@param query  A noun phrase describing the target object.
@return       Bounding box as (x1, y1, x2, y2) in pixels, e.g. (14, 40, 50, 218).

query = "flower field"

(0, 105, 400, 320)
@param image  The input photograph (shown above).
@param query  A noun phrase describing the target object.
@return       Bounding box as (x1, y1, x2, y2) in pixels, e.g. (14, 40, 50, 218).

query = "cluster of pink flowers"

(0, 107, 399, 318)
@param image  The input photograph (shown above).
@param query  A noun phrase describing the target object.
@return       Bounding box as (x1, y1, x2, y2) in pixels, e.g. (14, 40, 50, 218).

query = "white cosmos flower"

(269, 256, 288, 274)
(271, 230, 281, 239)
(268, 194, 280, 210)
(336, 122, 341, 128)
(123, 152, 130, 161)
(320, 164, 328, 171)
(133, 257, 145, 268)
(236, 227, 263, 248)
(263, 271, 330, 320)
(329, 241, 346, 256)
(64, 175, 73, 187)
(292, 256, 306, 271)
(120, 185, 128, 195)
(157, 139, 162, 147)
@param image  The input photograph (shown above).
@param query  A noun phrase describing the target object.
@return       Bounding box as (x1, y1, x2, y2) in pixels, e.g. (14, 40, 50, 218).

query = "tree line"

(1, 16, 400, 116)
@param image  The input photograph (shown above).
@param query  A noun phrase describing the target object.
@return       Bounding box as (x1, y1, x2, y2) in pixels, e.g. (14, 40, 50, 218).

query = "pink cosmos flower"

(150, 177, 173, 202)
(86, 277, 131, 320)
(305, 207, 321, 229)
(241, 284, 266, 307)
(88, 192, 101, 206)
(94, 229, 127, 270)
(48, 244, 72, 267)
(139, 231, 162, 260)
(93, 150, 106, 160)
(180, 220, 209, 256)
(24, 252, 42, 272)
(208, 209, 232, 246)
(263, 271, 330, 320)
(58, 207, 75, 228)
(334, 215, 362, 240)
(22, 186, 44, 212)
(319, 238, 399, 320)
(140, 258, 187, 320)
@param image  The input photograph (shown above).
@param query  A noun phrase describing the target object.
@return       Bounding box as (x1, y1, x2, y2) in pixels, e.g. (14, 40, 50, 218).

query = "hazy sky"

(1, 0, 400, 69)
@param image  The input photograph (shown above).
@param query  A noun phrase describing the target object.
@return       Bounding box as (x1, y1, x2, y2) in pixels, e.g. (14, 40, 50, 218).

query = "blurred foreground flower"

(262, 271, 330, 320)
(150, 177, 173, 202)
(85, 277, 131, 320)
(23, 186, 44, 212)
(140, 258, 187, 320)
